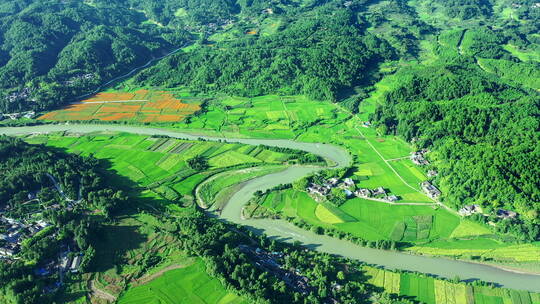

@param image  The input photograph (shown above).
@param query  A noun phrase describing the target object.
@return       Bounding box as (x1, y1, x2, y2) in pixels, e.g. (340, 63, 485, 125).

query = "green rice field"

(254, 185, 538, 261)
(24, 132, 295, 210)
(118, 259, 246, 304)
(364, 266, 540, 304)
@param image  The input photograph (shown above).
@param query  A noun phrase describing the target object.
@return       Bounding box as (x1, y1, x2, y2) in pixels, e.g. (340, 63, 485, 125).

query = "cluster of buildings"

(355, 186, 399, 202)
(496, 209, 518, 219)
(458, 204, 518, 220)
(306, 177, 400, 203)
(512, 2, 540, 8)
(0, 217, 50, 257)
(306, 177, 356, 201)
(5, 87, 34, 103)
(458, 204, 481, 216)
(306, 178, 339, 201)
(420, 181, 441, 199)
(0, 111, 36, 120)
(60, 251, 83, 274)
(37, 242, 84, 294)
(62, 73, 95, 86)
(411, 150, 430, 166)
(185, 19, 234, 35)
(238, 245, 311, 295)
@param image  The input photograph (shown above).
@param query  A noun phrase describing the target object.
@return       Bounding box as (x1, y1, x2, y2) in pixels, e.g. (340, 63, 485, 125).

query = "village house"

(0, 243, 19, 256)
(60, 254, 73, 272)
(411, 150, 430, 166)
(384, 195, 399, 202)
(343, 178, 355, 188)
(328, 178, 339, 186)
(23, 111, 36, 119)
(427, 170, 438, 177)
(306, 183, 330, 196)
(0, 246, 16, 256)
(355, 188, 371, 198)
(372, 187, 386, 196)
(458, 204, 481, 216)
(497, 209, 518, 219)
(343, 189, 353, 197)
(362, 121, 371, 128)
(421, 181, 441, 199)
(70, 255, 82, 273)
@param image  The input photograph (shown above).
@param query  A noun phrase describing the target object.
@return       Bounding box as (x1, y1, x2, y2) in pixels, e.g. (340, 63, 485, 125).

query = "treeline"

(0, 0, 191, 112)
(134, 3, 394, 102)
(370, 58, 540, 241)
(174, 210, 413, 303)
(259, 145, 325, 164)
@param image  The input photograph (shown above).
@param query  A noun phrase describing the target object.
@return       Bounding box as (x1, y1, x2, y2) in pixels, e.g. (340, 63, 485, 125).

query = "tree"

(186, 155, 209, 171)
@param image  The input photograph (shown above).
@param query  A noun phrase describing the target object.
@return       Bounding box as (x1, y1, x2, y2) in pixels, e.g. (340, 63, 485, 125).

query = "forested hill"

(0, 0, 192, 112)
(367, 0, 540, 241)
(133, 3, 395, 102)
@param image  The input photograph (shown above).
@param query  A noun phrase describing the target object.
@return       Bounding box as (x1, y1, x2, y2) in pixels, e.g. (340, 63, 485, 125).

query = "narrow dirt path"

(132, 262, 195, 287)
(89, 281, 116, 303)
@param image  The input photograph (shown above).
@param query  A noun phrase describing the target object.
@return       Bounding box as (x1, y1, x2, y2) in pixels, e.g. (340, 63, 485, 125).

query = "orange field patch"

(38, 112, 57, 120)
(100, 113, 136, 121)
(64, 103, 100, 112)
(246, 30, 258, 35)
(39, 89, 200, 123)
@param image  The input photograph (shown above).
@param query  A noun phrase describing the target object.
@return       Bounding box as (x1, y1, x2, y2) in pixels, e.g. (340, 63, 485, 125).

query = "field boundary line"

(131, 262, 196, 287)
(280, 97, 292, 127)
(353, 120, 458, 215)
(385, 156, 410, 162)
(353, 125, 423, 195)
(89, 280, 116, 302)
(74, 99, 149, 104)
(359, 196, 437, 206)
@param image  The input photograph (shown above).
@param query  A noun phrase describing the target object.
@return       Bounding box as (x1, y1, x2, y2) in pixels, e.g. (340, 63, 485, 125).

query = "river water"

(2, 124, 539, 292)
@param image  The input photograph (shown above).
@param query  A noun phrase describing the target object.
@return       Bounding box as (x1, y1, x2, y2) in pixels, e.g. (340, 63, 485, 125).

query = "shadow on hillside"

(43, 145, 175, 270)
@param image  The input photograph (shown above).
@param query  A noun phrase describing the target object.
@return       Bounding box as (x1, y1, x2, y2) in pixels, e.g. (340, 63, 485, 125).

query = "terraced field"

(24, 132, 297, 210)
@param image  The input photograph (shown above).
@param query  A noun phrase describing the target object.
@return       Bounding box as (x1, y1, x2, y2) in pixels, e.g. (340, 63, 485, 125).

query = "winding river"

(2, 124, 539, 292)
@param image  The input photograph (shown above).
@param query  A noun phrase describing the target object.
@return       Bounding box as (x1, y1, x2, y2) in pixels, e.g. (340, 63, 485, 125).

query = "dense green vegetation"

(0, 136, 127, 303)
(134, 4, 393, 102)
(370, 35, 539, 243)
